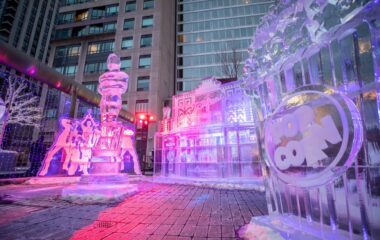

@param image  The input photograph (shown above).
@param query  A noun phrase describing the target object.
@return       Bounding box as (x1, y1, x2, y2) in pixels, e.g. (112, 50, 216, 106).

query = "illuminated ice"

(154, 77, 265, 187)
(38, 53, 139, 201)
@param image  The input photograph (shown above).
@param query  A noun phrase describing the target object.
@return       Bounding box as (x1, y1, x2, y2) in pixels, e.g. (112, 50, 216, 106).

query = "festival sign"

(264, 85, 363, 188)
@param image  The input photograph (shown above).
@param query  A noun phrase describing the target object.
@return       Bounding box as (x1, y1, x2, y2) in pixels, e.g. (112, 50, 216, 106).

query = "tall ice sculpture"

(58, 53, 139, 201)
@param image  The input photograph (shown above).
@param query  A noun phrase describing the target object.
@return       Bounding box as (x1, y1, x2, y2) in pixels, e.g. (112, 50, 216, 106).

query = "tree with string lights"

(0, 74, 42, 145)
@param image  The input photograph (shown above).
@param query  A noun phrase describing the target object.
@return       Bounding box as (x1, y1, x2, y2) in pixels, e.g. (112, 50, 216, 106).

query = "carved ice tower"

(91, 54, 128, 174)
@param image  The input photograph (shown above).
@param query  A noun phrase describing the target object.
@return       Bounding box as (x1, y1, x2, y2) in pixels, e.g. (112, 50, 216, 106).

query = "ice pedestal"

(62, 162, 137, 203)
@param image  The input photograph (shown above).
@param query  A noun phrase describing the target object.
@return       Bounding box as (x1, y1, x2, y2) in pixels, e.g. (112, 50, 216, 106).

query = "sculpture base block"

(62, 173, 137, 203)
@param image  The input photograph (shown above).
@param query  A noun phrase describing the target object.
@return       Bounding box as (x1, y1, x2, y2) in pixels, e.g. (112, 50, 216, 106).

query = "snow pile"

(239, 223, 284, 240)
(152, 176, 265, 191)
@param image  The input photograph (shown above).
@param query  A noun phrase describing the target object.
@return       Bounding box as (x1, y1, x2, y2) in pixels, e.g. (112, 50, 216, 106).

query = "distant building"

(175, 0, 275, 92)
(44, 0, 176, 170)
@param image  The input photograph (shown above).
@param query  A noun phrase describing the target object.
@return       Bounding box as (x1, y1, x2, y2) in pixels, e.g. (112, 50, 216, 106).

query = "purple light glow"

(26, 66, 37, 76)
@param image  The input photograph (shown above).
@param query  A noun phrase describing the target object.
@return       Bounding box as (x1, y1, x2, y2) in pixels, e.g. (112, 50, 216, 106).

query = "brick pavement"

(0, 182, 268, 239)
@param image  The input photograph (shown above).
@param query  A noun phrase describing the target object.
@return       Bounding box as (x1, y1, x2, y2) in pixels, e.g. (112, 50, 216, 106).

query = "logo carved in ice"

(270, 105, 342, 170)
(264, 86, 363, 188)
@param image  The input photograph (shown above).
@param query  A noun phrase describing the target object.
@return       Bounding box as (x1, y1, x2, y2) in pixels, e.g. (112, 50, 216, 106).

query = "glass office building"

(176, 0, 275, 92)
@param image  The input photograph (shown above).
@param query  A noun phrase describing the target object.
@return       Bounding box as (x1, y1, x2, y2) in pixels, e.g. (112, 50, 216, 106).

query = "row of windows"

(55, 15, 153, 40)
(58, 0, 154, 24)
(54, 35, 153, 58)
(88, 40, 114, 54)
(55, 22, 116, 39)
(179, 0, 272, 12)
(179, 50, 246, 67)
(122, 34, 152, 49)
(180, 4, 271, 23)
(55, 65, 77, 76)
(180, 39, 251, 55)
(177, 65, 227, 80)
(55, 45, 81, 57)
(121, 100, 149, 113)
(124, 16, 153, 30)
(257, 22, 375, 114)
(126, 0, 154, 12)
(55, 55, 151, 76)
(61, 0, 92, 6)
(180, 15, 262, 33)
(84, 57, 131, 73)
(178, 27, 254, 44)
(83, 75, 150, 93)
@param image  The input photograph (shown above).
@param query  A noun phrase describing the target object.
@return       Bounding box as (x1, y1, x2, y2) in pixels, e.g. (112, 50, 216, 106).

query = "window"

(340, 33, 357, 84)
(124, 18, 134, 30)
(83, 82, 98, 92)
(55, 45, 81, 57)
(292, 62, 303, 88)
(45, 109, 57, 119)
(55, 65, 77, 76)
(89, 25, 102, 34)
(143, 0, 154, 9)
(122, 37, 133, 49)
(135, 99, 149, 113)
(142, 15, 153, 28)
(137, 76, 150, 91)
(58, 12, 74, 24)
(87, 40, 114, 54)
(75, 10, 89, 21)
(55, 29, 72, 39)
(122, 101, 128, 110)
(140, 34, 152, 47)
(125, 1, 136, 12)
(139, 55, 151, 68)
(106, 4, 118, 16)
(91, 8, 104, 19)
(104, 22, 116, 32)
(84, 62, 107, 74)
(356, 23, 374, 84)
(121, 57, 132, 70)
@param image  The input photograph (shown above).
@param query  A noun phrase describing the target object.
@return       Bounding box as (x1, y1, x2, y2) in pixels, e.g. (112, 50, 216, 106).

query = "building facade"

(175, 0, 275, 93)
(44, 0, 176, 170)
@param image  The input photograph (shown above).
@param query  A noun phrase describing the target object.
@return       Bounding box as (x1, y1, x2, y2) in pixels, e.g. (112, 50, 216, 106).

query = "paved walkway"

(0, 182, 268, 239)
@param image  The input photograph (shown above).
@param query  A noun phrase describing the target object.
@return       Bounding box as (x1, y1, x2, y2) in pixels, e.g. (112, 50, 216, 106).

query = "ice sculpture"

(154, 78, 264, 181)
(39, 119, 75, 176)
(39, 53, 141, 177)
(91, 53, 141, 175)
(162, 106, 171, 120)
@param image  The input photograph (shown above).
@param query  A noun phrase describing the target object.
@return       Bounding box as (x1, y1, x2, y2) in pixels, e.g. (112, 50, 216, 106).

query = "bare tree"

(3, 75, 42, 127)
(219, 43, 244, 80)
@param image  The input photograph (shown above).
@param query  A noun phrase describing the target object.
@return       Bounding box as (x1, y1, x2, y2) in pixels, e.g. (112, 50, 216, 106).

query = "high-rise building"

(175, 0, 274, 92)
(0, 0, 59, 152)
(0, 0, 58, 63)
(44, 0, 176, 169)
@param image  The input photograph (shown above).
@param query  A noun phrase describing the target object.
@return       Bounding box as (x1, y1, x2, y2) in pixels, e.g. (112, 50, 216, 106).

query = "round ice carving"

(107, 53, 121, 71)
(264, 85, 363, 188)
